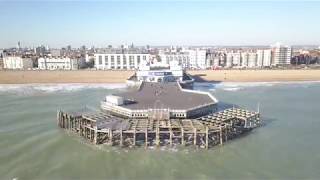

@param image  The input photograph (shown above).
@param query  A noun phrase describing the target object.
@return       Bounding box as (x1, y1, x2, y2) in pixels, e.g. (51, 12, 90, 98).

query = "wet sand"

(0, 70, 320, 84)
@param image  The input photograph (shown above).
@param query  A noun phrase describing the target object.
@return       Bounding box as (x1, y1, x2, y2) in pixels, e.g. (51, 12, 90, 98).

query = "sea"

(1, 81, 320, 180)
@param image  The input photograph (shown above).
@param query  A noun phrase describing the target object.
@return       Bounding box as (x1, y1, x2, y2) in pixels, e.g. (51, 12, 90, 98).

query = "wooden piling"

(94, 127, 98, 145)
(169, 128, 173, 146)
(205, 126, 209, 149)
(156, 127, 160, 147)
(145, 128, 148, 148)
(194, 128, 197, 146)
(219, 126, 223, 145)
(181, 128, 185, 146)
(120, 128, 123, 147)
(109, 128, 113, 145)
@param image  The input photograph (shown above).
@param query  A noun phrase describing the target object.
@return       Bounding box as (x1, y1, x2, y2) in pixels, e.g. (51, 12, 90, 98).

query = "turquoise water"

(0, 82, 320, 179)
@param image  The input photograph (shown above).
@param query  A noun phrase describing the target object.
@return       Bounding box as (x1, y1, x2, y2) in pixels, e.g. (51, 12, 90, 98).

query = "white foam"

(195, 81, 320, 92)
(0, 83, 127, 95)
(222, 87, 243, 91)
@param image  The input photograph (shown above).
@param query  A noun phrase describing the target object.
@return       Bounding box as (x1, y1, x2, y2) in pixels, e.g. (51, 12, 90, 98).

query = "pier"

(57, 107, 260, 149)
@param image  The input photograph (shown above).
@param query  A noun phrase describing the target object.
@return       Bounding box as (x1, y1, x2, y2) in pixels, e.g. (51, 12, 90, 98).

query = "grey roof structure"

(116, 82, 216, 110)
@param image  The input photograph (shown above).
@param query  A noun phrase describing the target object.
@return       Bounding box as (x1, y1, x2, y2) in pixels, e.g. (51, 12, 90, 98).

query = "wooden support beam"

(156, 126, 160, 147)
(133, 128, 136, 146)
(94, 127, 98, 145)
(181, 127, 185, 146)
(219, 126, 223, 145)
(169, 128, 173, 147)
(194, 128, 197, 146)
(56, 110, 60, 127)
(145, 128, 148, 149)
(205, 126, 209, 149)
(109, 128, 113, 146)
(225, 125, 228, 142)
(120, 128, 123, 147)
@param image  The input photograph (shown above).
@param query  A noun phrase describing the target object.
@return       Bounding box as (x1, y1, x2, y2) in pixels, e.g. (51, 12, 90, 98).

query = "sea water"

(0, 82, 320, 179)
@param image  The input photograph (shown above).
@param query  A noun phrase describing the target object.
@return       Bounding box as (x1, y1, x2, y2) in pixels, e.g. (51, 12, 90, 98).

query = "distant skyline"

(1, 1, 320, 48)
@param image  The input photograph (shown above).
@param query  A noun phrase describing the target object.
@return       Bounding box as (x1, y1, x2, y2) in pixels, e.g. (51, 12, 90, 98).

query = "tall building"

(185, 49, 207, 69)
(226, 53, 233, 68)
(257, 49, 272, 67)
(232, 52, 241, 67)
(241, 52, 249, 67)
(263, 50, 272, 67)
(271, 43, 292, 66)
(159, 52, 190, 69)
(257, 50, 264, 67)
(248, 53, 257, 68)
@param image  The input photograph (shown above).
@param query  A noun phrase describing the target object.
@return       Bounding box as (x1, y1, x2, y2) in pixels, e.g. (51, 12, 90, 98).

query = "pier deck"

(57, 108, 260, 149)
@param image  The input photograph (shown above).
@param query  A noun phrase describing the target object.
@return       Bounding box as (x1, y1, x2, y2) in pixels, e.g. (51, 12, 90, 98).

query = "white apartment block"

(184, 49, 207, 69)
(263, 50, 272, 66)
(248, 53, 257, 68)
(257, 50, 272, 67)
(272, 43, 292, 65)
(38, 57, 79, 70)
(226, 53, 233, 68)
(241, 52, 249, 67)
(232, 53, 241, 67)
(3, 56, 33, 69)
(159, 53, 190, 69)
(94, 53, 150, 70)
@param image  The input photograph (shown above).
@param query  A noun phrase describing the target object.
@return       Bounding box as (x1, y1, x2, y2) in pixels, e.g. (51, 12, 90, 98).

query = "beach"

(0, 69, 320, 84)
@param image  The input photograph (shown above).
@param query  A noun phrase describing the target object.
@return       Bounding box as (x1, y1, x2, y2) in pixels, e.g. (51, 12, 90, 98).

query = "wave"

(0, 83, 127, 95)
(195, 81, 320, 92)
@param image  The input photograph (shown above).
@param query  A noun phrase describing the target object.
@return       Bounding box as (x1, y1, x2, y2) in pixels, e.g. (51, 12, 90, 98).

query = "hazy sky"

(1, 1, 320, 48)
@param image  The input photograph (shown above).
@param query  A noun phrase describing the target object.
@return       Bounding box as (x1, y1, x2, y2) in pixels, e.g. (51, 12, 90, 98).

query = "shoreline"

(0, 69, 320, 84)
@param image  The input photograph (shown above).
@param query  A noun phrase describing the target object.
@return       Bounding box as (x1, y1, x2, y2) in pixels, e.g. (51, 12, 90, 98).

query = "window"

(117, 56, 121, 65)
(137, 56, 141, 65)
(143, 56, 146, 60)
(129, 56, 134, 68)
(111, 56, 115, 64)
(123, 55, 127, 65)
(105, 56, 108, 65)
(99, 55, 102, 65)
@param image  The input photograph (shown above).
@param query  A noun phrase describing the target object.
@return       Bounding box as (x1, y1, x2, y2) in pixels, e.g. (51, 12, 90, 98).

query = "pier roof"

(116, 82, 217, 110)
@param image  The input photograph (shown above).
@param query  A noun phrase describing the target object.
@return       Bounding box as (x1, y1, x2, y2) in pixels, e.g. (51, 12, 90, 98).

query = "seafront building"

(94, 52, 151, 70)
(257, 49, 272, 67)
(226, 53, 233, 68)
(185, 49, 207, 69)
(3, 56, 33, 70)
(271, 43, 292, 65)
(247, 52, 257, 68)
(159, 52, 190, 69)
(159, 49, 207, 69)
(38, 57, 80, 70)
(0, 50, 3, 69)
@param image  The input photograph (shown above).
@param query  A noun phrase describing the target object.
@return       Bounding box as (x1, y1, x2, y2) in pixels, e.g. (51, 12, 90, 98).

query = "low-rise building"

(94, 53, 150, 70)
(38, 57, 79, 70)
(3, 56, 33, 69)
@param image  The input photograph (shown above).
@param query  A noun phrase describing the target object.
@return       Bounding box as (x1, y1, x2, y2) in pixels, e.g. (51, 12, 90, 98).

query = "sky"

(0, 1, 320, 48)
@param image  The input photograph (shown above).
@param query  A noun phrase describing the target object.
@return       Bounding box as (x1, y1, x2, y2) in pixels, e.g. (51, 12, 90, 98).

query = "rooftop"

(115, 82, 217, 110)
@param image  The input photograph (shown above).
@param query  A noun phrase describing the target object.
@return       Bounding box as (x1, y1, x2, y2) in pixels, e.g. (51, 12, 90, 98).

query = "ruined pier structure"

(57, 108, 260, 149)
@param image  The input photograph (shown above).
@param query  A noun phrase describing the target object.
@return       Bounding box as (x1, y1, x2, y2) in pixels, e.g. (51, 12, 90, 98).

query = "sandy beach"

(0, 70, 320, 84)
